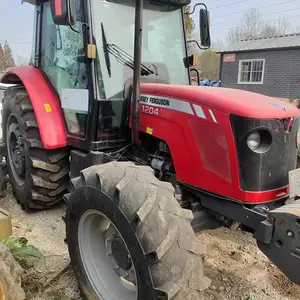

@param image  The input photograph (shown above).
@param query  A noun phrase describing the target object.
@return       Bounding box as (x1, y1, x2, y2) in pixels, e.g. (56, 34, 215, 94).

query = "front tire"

(2, 87, 69, 210)
(66, 161, 211, 299)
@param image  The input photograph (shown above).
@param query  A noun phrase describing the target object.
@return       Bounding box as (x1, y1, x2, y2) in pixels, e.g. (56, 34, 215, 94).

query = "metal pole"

(131, 0, 143, 146)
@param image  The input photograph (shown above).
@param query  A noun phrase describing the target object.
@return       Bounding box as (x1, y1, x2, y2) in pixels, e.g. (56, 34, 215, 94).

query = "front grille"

(230, 115, 299, 192)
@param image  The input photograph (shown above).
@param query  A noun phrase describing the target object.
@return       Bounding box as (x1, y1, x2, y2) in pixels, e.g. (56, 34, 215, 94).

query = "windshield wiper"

(101, 23, 154, 77)
(101, 23, 112, 77)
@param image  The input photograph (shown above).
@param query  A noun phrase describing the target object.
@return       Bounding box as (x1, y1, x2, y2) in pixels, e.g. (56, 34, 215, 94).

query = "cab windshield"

(91, 0, 189, 100)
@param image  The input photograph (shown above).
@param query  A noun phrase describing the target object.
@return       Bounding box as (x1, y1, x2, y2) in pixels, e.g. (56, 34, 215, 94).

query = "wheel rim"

(78, 209, 137, 300)
(0, 279, 6, 300)
(6, 114, 25, 186)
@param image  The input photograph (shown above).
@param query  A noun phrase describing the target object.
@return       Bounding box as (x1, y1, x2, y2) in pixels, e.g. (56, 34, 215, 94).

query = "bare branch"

(226, 8, 292, 44)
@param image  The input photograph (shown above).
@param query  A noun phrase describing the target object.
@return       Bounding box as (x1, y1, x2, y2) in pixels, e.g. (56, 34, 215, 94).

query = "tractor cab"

(26, 0, 209, 151)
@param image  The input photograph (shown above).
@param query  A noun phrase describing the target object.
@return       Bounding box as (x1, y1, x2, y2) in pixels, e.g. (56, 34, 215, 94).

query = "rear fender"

(0, 66, 67, 149)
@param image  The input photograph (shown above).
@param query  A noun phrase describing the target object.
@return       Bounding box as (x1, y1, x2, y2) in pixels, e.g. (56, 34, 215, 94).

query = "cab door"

(38, 0, 90, 141)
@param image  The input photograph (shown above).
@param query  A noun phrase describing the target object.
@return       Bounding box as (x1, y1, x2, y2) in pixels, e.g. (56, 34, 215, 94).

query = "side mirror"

(50, 0, 76, 26)
(199, 9, 211, 48)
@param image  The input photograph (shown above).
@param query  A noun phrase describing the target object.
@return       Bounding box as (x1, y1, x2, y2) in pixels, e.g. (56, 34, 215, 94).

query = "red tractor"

(1, 0, 300, 299)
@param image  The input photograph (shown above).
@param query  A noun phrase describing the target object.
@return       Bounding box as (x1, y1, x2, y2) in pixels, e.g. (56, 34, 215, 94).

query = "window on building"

(237, 59, 265, 84)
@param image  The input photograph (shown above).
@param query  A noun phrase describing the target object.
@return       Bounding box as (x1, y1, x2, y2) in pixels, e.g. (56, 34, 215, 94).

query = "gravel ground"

(1, 188, 300, 300)
(200, 228, 300, 300)
(0, 188, 80, 300)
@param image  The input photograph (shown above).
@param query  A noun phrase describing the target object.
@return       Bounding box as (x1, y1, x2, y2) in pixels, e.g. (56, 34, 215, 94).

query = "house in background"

(217, 34, 300, 100)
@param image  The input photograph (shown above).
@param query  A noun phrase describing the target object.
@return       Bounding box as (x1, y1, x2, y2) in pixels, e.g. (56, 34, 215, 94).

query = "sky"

(0, 1, 34, 62)
(194, 0, 300, 44)
(1, 0, 300, 61)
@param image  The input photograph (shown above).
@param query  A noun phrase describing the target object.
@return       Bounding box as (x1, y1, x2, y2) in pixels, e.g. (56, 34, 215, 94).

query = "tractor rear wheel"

(66, 161, 211, 300)
(0, 243, 25, 300)
(2, 87, 69, 210)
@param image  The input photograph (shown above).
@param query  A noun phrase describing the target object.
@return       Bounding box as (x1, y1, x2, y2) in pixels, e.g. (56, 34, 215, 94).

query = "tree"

(184, 5, 195, 40)
(260, 17, 290, 38)
(15, 55, 29, 66)
(2, 41, 15, 71)
(194, 50, 220, 80)
(0, 44, 4, 73)
(211, 40, 225, 52)
(183, 5, 196, 54)
(227, 9, 291, 44)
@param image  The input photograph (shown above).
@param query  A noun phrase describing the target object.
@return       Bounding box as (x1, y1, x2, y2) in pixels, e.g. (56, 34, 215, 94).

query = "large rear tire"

(0, 243, 25, 300)
(2, 86, 69, 210)
(66, 161, 211, 300)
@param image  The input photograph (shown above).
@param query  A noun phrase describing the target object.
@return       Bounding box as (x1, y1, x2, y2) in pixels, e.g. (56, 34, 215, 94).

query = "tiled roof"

(217, 33, 300, 53)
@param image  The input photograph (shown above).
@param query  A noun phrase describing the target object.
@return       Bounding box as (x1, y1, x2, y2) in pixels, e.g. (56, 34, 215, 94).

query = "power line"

(0, 41, 31, 45)
(212, 0, 295, 21)
(212, 7, 300, 27)
(218, 13, 300, 31)
(210, 0, 250, 10)
(0, 40, 32, 45)
(0, 34, 32, 42)
(0, 39, 31, 43)
(0, 37, 33, 42)
(205, 0, 226, 4)
(199, 0, 233, 6)
(0, 37, 31, 41)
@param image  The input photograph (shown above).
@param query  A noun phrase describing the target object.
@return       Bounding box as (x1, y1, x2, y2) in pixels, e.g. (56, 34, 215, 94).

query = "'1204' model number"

(141, 105, 159, 115)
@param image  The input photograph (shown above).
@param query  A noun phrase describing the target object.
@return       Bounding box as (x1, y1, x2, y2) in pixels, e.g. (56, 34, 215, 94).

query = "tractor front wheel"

(2, 87, 69, 210)
(66, 162, 211, 300)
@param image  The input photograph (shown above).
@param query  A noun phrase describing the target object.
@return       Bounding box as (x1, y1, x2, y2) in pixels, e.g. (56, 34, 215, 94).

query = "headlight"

(247, 131, 261, 150)
(246, 130, 272, 154)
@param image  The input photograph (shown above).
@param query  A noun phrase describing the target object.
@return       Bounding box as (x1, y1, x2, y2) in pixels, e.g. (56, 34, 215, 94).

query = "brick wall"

(220, 48, 300, 99)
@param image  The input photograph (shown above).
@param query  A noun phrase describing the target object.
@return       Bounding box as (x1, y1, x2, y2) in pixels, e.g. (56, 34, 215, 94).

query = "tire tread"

(74, 161, 210, 299)
(2, 87, 69, 210)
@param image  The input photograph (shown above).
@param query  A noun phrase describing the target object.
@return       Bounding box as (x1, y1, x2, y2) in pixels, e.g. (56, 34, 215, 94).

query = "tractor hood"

(140, 84, 299, 119)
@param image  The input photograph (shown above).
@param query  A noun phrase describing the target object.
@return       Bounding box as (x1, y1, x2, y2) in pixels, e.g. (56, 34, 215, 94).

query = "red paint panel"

(243, 186, 289, 204)
(1, 66, 67, 149)
(138, 84, 294, 204)
(55, 0, 62, 16)
(135, 94, 241, 201)
(140, 83, 299, 119)
(189, 118, 232, 183)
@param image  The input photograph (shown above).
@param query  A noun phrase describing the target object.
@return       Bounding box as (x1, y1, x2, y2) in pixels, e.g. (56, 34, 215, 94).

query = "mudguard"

(0, 66, 67, 149)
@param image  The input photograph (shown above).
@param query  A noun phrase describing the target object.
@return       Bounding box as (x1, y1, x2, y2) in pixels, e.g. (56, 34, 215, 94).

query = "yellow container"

(0, 208, 12, 240)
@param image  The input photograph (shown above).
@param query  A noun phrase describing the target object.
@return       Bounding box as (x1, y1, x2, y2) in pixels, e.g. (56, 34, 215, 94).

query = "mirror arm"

(184, 2, 207, 15)
(190, 68, 200, 86)
(66, 0, 80, 33)
(187, 40, 210, 51)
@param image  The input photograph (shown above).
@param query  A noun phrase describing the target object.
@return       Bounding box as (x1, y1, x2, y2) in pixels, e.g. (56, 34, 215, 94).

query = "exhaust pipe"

(131, 0, 143, 146)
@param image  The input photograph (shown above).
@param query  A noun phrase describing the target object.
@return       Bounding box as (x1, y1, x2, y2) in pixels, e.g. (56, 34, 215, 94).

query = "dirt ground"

(1, 188, 300, 300)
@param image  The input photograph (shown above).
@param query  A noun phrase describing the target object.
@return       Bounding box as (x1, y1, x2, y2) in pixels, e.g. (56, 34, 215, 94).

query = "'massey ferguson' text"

(140, 95, 170, 107)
